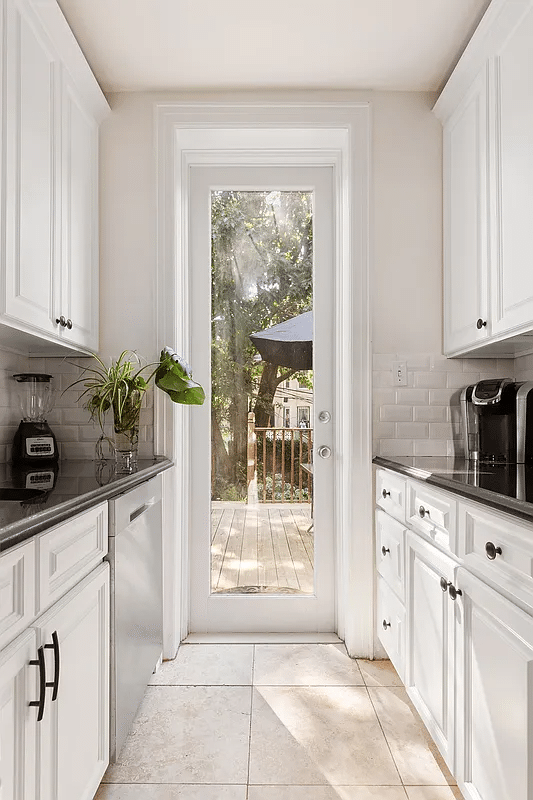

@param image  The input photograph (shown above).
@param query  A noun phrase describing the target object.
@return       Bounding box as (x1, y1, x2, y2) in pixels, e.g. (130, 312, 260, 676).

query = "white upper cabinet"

(442, 67, 490, 354)
(3, 0, 61, 339)
(59, 71, 100, 351)
(0, 0, 108, 355)
(490, 4, 533, 336)
(435, 0, 533, 357)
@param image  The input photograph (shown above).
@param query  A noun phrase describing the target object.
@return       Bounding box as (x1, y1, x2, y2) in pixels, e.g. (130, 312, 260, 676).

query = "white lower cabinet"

(37, 562, 109, 800)
(375, 466, 533, 800)
(405, 532, 456, 771)
(455, 567, 533, 800)
(0, 629, 38, 799)
(0, 561, 109, 800)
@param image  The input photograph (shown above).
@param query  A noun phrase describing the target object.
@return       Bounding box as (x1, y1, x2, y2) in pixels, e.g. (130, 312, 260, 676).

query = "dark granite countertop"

(0, 457, 173, 552)
(373, 455, 533, 524)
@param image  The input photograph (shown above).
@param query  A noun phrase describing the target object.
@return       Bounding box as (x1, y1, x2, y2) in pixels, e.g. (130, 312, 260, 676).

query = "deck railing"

(247, 413, 313, 503)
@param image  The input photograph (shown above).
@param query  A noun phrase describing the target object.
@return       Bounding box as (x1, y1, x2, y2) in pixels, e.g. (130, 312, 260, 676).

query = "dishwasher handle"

(130, 499, 156, 523)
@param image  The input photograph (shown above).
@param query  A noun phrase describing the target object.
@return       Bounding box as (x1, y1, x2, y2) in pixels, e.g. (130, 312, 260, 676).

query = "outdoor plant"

(69, 347, 205, 437)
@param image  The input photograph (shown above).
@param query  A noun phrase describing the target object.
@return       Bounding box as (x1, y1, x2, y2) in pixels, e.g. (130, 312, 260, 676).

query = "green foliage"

(211, 190, 313, 493)
(68, 347, 204, 433)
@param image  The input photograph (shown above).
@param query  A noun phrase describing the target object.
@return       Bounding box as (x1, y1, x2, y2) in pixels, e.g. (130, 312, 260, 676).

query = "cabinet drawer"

(376, 510, 406, 601)
(407, 480, 457, 552)
(37, 502, 108, 612)
(377, 575, 405, 682)
(458, 500, 533, 613)
(376, 468, 406, 522)
(0, 539, 35, 650)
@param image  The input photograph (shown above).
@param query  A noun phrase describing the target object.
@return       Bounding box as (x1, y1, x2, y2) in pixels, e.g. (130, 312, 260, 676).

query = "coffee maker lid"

(472, 378, 512, 405)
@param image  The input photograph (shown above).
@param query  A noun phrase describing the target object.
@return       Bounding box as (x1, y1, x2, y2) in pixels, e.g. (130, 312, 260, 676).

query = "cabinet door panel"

(60, 75, 99, 351)
(0, 628, 37, 800)
(405, 532, 456, 770)
(37, 563, 109, 800)
(443, 67, 489, 354)
(491, 6, 533, 335)
(456, 567, 533, 800)
(3, 0, 59, 335)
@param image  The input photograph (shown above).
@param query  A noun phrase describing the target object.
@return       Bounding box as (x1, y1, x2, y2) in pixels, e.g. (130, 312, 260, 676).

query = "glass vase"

(112, 396, 141, 473)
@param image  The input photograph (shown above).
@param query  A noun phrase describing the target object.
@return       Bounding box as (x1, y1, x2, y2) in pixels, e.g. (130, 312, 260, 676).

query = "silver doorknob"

(318, 411, 331, 423)
(317, 445, 332, 459)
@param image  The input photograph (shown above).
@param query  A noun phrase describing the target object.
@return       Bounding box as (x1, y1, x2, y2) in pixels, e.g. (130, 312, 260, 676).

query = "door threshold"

(183, 632, 343, 644)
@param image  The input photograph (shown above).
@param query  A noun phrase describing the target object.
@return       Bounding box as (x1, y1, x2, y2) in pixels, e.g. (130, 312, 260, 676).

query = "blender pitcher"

(12, 374, 58, 463)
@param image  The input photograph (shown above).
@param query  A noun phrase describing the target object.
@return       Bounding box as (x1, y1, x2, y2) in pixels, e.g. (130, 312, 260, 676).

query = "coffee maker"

(461, 378, 533, 463)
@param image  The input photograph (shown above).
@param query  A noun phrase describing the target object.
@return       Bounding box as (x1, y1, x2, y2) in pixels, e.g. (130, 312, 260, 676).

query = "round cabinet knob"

(381, 546, 390, 557)
(55, 315, 67, 327)
(476, 318, 487, 329)
(382, 489, 391, 499)
(419, 505, 430, 518)
(317, 445, 332, 459)
(382, 619, 391, 630)
(318, 411, 331, 423)
(66, 319, 73, 330)
(448, 584, 462, 601)
(440, 577, 451, 593)
(485, 541, 502, 560)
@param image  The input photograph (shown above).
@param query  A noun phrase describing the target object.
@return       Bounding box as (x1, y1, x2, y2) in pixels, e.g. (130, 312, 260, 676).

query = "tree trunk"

(211, 409, 231, 496)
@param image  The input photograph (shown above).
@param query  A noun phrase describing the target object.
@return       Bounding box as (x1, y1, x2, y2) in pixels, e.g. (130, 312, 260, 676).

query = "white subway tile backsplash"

(428, 388, 457, 405)
(373, 388, 396, 406)
(414, 371, 448, 389)
(446, 371, 476, 388)
(397, 388, 429, 405)
(414, 440, 448, 456)
(396, 422, 429, 439)
(380, 405, 413, 422)
(414, 406, 448, 422)
(379, 438, 415, 457)
(429, 354, 463, 372)
(373, 352, 509, 458)
(373, 421, 396, 439)
(373, 370, 394, 388)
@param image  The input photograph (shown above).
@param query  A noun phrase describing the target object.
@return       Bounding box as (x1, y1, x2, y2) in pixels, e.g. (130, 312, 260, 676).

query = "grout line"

(245, 645, 256, 797)
(365, 685, 405, 788)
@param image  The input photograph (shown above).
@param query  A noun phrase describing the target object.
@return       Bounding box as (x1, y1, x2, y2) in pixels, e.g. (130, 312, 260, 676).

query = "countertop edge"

(0, 457, 174, 552)
(373, 455, 533, 524)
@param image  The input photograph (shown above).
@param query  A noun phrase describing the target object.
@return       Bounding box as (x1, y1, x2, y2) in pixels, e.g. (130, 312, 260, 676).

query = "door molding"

(155, 101, 373, 658)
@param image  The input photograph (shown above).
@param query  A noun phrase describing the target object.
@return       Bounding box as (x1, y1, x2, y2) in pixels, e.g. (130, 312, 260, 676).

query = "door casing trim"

(155, 101, 373, 658)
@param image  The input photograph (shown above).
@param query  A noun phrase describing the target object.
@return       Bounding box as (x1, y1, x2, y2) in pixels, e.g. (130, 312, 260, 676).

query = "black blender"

(12, 374, 58, 465)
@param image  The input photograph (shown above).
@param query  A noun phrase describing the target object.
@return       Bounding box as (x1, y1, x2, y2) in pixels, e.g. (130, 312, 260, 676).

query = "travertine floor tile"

(254, 644, 364, 686)
(357, 659, 403, 687)
(369, 688, 456, 786)
(103, 686, 251, 784)
(405, 788, 464, 799)
(249, 685, 401, 785)
(149, 644, 254, 685)
(95, 786, 247, 799)
(248, 787, 408, 799)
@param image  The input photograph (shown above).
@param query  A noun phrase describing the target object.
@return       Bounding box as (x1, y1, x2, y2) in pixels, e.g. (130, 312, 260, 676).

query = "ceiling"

(57, 0, 492, 94)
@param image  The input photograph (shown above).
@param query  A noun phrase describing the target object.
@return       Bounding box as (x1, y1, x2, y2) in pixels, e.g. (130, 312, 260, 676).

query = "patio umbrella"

(249, 311, 313, 370)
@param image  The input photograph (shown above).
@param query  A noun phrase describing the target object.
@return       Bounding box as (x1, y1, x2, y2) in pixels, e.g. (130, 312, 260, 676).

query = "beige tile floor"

(96, 644, 463, 800)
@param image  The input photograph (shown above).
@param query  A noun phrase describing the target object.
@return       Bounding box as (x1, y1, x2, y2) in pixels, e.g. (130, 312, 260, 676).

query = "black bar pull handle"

(29, 646, 46, 721)
(44, 631, 60, 701)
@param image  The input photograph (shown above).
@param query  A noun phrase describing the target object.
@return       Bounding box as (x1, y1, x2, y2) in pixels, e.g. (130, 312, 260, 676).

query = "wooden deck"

(211, 502, 314, 594)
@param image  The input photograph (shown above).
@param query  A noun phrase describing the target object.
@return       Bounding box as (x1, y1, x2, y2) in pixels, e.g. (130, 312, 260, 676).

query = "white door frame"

(155, 101, 373, 658)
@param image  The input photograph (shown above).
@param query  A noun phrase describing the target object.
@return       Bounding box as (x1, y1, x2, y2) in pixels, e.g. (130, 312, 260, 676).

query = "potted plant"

(70, 347, 204, 471)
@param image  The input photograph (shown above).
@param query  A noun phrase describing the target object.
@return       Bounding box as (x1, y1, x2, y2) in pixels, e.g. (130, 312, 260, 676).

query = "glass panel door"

(189, 166, 335, 633)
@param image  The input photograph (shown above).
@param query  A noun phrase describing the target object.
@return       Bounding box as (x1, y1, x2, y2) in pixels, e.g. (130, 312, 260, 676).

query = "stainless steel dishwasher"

(108, 473, 163, 760)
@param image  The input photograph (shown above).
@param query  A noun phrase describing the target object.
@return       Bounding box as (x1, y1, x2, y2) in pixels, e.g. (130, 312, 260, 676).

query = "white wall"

(371, 92, 443, 355)
(98, 90, 443, 362)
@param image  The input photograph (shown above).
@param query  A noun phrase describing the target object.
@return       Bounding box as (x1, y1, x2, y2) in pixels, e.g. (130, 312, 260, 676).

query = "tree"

(211, 190, 313, 499)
